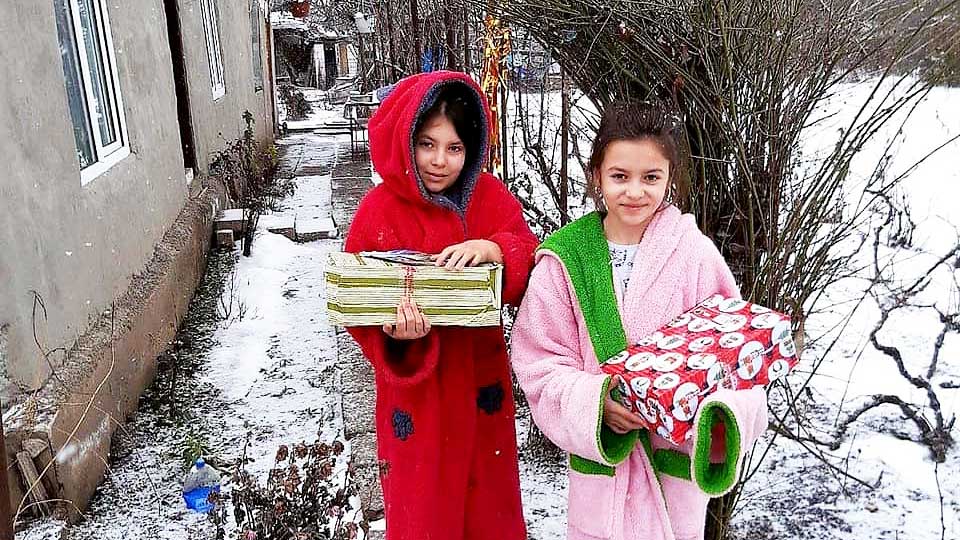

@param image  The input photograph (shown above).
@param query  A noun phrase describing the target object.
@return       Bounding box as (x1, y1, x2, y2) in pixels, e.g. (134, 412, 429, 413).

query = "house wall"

(0, 0, 276, 410)
(177, 0, 275, 176)
(0, 0, 188, 403)
(0, 0, 275, 514)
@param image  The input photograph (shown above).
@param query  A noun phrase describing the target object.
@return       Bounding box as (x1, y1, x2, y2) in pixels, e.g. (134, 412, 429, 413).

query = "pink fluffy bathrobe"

(511, 207, 769, 540)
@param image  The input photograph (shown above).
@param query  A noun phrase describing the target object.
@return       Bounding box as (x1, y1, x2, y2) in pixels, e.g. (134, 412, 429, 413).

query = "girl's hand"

(603, 376, 646, 434)
(383, 298, 431, 340)
(432, 239, 503, 270)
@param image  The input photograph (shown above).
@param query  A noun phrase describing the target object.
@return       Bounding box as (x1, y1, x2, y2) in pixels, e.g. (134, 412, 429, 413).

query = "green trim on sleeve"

(692, 400, 742, 495)
(569, 375, 639, 476)
(597, 376, 640, 464)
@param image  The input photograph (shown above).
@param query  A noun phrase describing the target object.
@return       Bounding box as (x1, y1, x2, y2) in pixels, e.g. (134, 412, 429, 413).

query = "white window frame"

(200, 0, 226, 100)
(60, 0, 130, 185)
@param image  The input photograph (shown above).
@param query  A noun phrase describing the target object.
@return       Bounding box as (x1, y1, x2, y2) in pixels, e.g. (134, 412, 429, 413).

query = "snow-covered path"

(19, 133, 356, 540)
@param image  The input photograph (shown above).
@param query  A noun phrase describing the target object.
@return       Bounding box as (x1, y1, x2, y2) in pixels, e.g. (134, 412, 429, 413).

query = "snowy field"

(514, 79, 960, 539)
(730, 79, 960, 540)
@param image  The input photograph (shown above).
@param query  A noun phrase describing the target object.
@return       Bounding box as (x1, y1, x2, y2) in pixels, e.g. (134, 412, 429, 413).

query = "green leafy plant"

(210, 111, 295, 256)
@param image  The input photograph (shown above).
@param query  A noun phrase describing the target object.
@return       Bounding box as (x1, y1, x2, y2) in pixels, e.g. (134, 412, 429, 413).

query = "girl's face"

(595, 138, 670, 239)
(414, 114, 466, 194)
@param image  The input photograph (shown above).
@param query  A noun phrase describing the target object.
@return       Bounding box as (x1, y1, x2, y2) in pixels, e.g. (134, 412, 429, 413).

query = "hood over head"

(368, 71, 491, 215)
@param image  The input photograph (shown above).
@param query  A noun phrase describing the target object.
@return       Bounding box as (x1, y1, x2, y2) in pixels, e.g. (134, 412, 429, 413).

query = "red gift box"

(601, 294, 798, 446)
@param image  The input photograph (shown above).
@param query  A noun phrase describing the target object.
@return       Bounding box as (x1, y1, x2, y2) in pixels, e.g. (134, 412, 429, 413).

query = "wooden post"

(0, 402, 14, 539)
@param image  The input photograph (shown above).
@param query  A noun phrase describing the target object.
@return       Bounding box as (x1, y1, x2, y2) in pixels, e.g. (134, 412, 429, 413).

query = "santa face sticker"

(687, 353, 718, 370)
(688, 318, 716, 333)
(779, 336, 797, 358)
(737, 341, 765, 380)
(706, 363, 727, 388)
(654, 372, 681, 390)
(718, 373, 740, 390)
(658, 410, 674, 433)
(634, 336, 655, 347)
(625, 352, 658, 372)
(688, 336, 715, 353)
(635, 399, 655, 424)
(657, 334, 686, 350)
(630, 376, 652, 398)
(719, 298, 748, 313)
(714, 314, 748, 333)
(607, 350, 629, 365)
(719, 332, 746, 349)
(617, 378, 632, 402)
(672, 382, 701, 421)
(750, 312, 781, 329)
(635, 331, 665, 347)
(771, 320, 792, 344)
(653, 353, 686, 372)
(699, 294, 724, 308)
(656, 425, 674, 440)
(668, 313, 693, 328)
(767, 359, 790, 381)
(646, 397, 664, 424)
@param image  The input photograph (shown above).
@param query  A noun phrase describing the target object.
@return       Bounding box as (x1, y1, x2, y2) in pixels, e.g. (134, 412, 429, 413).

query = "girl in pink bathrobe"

(511, 102, 770, 540)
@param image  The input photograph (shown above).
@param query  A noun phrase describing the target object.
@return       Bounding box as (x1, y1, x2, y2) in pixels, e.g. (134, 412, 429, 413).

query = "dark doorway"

(324, 43, 338, 89)
(163, 0, 197, 171)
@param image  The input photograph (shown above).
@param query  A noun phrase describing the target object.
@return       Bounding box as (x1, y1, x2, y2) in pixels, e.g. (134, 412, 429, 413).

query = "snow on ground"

(15, 77, 959, 540)
(730, 78, 960, 540)
(17, 135, 360, 539)
(512, 79, 960, 539)
(280, 87, 349, 132)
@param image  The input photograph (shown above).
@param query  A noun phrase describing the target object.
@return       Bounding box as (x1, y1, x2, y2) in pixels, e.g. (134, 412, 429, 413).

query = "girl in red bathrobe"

(344, 71, 536, 540)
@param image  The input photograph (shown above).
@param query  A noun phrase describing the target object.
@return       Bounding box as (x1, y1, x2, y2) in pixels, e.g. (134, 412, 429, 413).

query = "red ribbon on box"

(402, 265, 416, 300)
(602, 295, 798, 445)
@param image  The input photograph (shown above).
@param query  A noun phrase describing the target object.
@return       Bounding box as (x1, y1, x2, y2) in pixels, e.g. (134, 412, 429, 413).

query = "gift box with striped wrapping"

(325, 251, 503, 327)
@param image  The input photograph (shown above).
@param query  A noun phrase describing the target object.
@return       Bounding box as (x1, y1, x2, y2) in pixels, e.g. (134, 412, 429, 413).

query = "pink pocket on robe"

(567, 469, 616, 538)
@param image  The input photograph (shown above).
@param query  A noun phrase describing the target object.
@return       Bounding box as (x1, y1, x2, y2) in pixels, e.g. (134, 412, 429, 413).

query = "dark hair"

(414, 85, 482, 169)
(587, 101, 687, 209)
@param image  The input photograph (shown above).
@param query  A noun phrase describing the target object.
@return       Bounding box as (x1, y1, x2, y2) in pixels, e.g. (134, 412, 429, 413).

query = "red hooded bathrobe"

(344, 71, 536, 540)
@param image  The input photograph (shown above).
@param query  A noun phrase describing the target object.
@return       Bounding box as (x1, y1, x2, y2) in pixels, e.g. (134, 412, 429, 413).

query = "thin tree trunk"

(444, 1, 458, 70)
(410, 0, 422, 73)
(560, 68, 570, 224)
(385, 0, 398, 81)
(462, 4, 472, 74)
(500, 83, 509, 181)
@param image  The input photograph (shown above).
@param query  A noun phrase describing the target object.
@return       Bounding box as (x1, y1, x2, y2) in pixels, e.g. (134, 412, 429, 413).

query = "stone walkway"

(326, 147, 385, 529)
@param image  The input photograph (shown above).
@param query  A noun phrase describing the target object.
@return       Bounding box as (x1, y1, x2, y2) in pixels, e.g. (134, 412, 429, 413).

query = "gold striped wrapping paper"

(325, 252, 503, 327)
